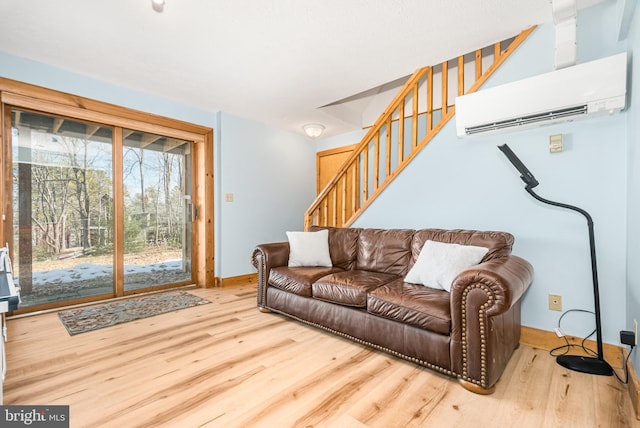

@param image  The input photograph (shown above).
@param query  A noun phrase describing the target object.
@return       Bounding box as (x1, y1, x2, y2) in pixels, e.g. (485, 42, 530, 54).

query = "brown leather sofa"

(251, 226, 533, 394)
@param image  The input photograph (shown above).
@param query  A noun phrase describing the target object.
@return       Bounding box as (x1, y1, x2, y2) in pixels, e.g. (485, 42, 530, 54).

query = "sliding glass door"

(9, 109, 195, 309)
(11, 110, 115, 307)
(122, 130, 192, 292)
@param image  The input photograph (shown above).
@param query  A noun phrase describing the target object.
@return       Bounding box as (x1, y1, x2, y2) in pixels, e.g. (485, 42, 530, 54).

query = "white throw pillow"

(286, 229, 332, 267)
(404, 240, 489, 291)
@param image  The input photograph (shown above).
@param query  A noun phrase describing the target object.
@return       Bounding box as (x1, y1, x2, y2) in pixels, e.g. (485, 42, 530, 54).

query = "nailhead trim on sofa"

(460, 283, 494, 388)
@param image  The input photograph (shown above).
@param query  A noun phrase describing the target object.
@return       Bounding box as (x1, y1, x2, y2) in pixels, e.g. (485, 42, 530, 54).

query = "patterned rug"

(58, 290, 211, 335)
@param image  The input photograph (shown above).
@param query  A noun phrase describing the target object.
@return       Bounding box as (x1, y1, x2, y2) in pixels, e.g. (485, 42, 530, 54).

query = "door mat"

(57, 290, 211, 335)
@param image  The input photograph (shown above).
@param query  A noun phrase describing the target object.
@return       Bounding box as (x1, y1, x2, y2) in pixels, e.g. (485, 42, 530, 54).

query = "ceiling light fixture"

(302, 123, 325, 139)
(151, 0, 165, 12)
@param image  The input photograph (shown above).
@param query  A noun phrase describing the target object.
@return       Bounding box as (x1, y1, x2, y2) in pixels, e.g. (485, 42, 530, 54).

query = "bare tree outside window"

(10, 111, 193, 307)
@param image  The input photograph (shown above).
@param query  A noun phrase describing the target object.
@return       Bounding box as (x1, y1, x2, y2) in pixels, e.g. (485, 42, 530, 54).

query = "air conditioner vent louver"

(455, 53, 627, 137)
(464, 105, 588, 135)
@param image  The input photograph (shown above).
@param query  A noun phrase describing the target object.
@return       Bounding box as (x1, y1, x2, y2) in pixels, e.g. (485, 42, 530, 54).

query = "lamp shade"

(303, 123, 325, 139)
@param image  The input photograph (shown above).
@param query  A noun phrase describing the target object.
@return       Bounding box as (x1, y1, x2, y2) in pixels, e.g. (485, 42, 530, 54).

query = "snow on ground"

(15, 259, 183, 286)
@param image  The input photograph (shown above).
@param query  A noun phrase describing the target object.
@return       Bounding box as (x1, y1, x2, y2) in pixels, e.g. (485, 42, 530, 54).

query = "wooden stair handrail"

(310, 65, 428, 207)
(304, 26, 536, 230)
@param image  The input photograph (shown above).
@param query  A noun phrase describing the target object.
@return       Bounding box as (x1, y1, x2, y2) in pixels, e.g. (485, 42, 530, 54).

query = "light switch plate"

(549, 134, 563, 153)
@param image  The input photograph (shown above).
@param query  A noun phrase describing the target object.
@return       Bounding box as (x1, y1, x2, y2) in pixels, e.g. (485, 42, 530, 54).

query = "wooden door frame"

(0, 78, 215, 313)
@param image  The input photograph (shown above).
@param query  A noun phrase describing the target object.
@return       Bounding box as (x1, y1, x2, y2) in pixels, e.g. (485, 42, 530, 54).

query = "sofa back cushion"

(310, 226, 361, 270)
(356, 228, 414, 275)
(410, 229, 513, 269)
(308, 227, 513, 275)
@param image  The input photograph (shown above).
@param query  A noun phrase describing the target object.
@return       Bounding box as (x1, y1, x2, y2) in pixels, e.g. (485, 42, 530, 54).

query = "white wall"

(341, 2, 630, 346)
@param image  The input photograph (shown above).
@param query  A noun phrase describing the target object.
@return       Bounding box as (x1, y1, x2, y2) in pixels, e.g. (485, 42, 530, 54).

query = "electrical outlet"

(549, 293, 562, 311)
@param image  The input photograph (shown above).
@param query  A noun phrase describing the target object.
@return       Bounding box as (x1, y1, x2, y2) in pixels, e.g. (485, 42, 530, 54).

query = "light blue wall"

(217, 113, 315, 277)
(625, 0, 640, 376)
(0, 52, 314, 280)
(348, 2, 630, 346)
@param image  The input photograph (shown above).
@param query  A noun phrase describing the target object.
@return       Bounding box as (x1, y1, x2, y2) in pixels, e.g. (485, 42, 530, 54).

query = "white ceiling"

(0, 0, 604, 138)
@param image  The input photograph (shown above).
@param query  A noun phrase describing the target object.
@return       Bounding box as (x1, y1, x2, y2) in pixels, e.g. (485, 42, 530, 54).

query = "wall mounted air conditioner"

(455, 52, 627, 137)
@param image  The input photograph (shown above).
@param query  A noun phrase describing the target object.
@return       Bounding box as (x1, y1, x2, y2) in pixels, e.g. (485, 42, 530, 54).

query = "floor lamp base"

(556, 355, 613, 376)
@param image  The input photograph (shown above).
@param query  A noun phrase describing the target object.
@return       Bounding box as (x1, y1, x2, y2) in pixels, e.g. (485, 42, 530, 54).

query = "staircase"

(304, 26, 535, 230)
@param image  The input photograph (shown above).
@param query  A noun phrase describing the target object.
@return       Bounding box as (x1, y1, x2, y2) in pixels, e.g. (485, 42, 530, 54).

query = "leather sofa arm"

(251, 242, 290, 308)
(449, 255, 534, 391)
(450, 255, 533, 317)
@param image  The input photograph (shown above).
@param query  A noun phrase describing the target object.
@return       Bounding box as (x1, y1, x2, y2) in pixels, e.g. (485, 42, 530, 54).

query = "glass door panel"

(11, 110, 114, 307)
(122, 130, 192, 291)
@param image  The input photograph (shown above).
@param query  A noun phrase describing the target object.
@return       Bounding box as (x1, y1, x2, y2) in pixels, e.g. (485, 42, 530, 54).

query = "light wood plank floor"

(4, 284, 638, 427)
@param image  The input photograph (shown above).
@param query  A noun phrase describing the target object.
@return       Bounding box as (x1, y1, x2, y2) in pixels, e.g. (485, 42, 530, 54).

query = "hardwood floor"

(4, 284, 638, 427)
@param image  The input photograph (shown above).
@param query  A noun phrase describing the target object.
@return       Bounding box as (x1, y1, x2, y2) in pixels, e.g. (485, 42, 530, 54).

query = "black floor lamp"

(498, 143, 613, 376)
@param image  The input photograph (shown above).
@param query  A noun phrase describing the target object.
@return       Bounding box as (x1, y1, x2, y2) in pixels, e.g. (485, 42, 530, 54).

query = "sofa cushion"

(411, 229, 513, 266)
(312, 270, 399, 307)
(286, 229, 332, 267)
(367, 279, 451, 335)
(356, 228, 414, 276)
(310, 226, 361, 270)
(404, 240, 489, 291)
(269, 266, 343, 297)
